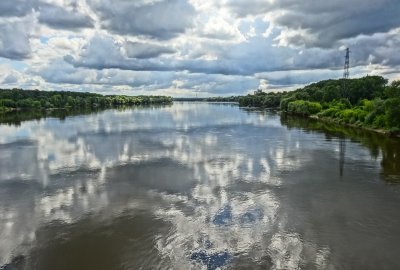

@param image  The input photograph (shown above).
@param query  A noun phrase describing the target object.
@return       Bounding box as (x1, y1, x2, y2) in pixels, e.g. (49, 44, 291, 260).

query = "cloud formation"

(0, 0, 398, 96)
(88, 0, 196, 39)
(0, 17, 33, 60)
(38, 3, 94, 30)
(125, 42, 175, 59)
(0, 0, 35, 17)
(225, 0, 400, 48)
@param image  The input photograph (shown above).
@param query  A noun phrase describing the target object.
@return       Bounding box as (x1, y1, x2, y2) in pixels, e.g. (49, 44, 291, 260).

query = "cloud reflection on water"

(0, 102, 398, 269)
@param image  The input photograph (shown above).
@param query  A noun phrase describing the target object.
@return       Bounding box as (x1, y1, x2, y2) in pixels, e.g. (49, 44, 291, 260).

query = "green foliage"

(240, 76, 400, 132)
(322, 85, 341, 102)
(240, 76, 388, 108)
(335, 109, 368, 124)
(385, 81, 400, 98)
(360, 99, 374, 112)
(373, 114, 387, 129)
(287, 100, 322, 116)
(280, 96, 296, 111)
(317, 97, 399, 130)
(238, 91, 284, 108)
(205, 96, 240, 102)
(0, 89, 173, 111)
(0, 99, 16, 108)
(385, 98, 400, 128)
(318, 107, 340, 118)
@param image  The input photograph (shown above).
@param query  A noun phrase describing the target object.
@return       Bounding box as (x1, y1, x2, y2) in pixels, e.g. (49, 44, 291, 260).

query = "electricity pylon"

(342, 48, 350, 98)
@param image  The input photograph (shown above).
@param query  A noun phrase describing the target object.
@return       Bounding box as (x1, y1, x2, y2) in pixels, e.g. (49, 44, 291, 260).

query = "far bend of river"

(1, 102, 400, 270)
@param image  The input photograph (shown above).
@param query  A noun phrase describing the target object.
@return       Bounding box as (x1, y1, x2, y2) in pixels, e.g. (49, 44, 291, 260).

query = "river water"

(1, 102, 400, 270)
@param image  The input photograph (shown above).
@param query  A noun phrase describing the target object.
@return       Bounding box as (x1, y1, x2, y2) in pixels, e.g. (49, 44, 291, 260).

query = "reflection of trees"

(0, 105, 172, 126)
(381, 143, 400, 179)
(281, 114, 400, 181)
(339, 136, 346, 177)
(0, 108, 101, 126)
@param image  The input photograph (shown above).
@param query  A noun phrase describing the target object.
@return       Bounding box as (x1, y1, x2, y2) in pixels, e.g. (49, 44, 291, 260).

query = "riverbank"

(308, 114, 400, 137)
(239, 76, 400, 136)
(274, 110, 399, 137)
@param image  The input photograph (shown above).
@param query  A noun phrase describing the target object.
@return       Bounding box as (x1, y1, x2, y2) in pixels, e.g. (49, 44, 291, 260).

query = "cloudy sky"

(0, 0, 399, 97)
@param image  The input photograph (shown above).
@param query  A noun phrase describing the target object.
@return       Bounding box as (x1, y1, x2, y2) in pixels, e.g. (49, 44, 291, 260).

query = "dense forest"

(239, 76, 400, 133)
(0, 89, 172, 112)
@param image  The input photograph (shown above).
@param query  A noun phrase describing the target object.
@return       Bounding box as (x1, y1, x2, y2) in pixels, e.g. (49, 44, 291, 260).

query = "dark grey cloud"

(64, 35, 127, 69)
(176, 73, 260, 94)
(37, 3, 94, 30)
(0, 1, 93, 30)
(347, 30, 400, 67)
(64, 35, 348, 77)
(255, 69, 345, 86)
(37, 56, 176, 89)
(61, 28, 400, 90)
(222, 0, 271, 17)
(63, 35, 226, 74)
(38, 57, 259, 95)
(0, 0, 35, 17)
(226, 0, 400, 48)
(0, 20, 31, 60)
(38, 59, 92, 85)
(88, 0, 196, 39)
(2, 74, 19, 84)
(125, 42, 175, 59)
(0, 1, 93, 61)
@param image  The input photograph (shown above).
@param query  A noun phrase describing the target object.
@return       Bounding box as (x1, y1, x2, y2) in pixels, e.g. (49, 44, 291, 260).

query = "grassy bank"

(239, 76, 400, 136)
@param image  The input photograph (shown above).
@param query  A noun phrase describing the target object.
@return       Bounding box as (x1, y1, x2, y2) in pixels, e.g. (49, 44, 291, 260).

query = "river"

(1, 102, 400, 269)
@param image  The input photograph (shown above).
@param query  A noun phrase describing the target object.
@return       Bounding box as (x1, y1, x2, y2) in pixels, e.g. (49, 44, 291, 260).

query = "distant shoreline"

(0, 89, 173, 111)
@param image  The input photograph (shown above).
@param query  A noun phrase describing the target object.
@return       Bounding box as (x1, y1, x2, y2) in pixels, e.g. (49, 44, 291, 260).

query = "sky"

(0, 0, 399, 97)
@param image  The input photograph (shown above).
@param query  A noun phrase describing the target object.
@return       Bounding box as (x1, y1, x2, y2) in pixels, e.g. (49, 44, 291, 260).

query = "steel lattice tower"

(343, 48, 350, 79)
(342, 48, 350, 98)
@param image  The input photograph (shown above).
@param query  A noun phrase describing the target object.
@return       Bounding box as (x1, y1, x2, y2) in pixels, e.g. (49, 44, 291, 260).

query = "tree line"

(0, 89, 173, 112)
(239, 76, 400, 133)
(173, 96, 240, 102)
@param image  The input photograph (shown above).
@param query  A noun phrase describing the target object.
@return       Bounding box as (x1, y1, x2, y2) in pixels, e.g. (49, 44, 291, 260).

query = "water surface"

(1, 102, 400, 269)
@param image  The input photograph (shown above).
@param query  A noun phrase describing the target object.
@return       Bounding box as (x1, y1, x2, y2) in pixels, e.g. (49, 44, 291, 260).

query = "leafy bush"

(280, 96, 296, 111)
(318, 107, 340, 118)
(372, 115, 386, 128)
(287, 100, 322, 116)
(360, 99, 374, 112)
